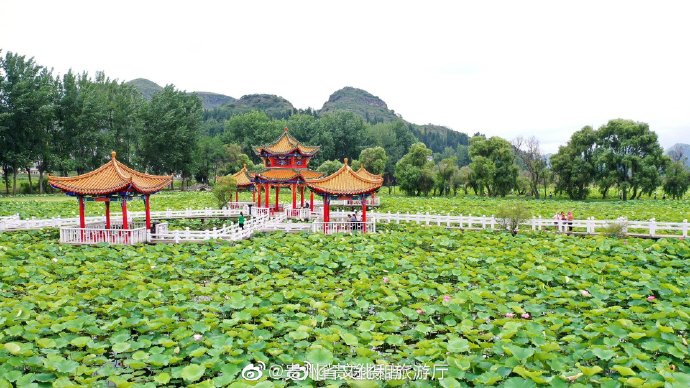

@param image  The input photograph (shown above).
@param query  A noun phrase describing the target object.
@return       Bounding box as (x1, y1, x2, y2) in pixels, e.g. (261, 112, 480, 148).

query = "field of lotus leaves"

(1, 223, 689, 387)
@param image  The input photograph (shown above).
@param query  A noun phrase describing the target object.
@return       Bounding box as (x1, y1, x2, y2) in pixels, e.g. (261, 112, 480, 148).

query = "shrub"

(495, 203, 531, 234)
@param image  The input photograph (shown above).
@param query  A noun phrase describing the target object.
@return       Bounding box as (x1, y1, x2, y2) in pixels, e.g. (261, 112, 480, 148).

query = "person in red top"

(567, 211, 574, 232)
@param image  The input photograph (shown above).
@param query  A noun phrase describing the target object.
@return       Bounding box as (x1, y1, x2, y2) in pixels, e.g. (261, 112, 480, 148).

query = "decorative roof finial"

(344, 158, 348, 166)
(284, 127, 289, 132)
(111, 151, 117, 159)
(243, 163, 247, 169)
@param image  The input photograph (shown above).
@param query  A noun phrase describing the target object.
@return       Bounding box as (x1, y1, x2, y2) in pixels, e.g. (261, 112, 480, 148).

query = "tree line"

(394, 119, 689, 200)
(0, 51, 201, 194)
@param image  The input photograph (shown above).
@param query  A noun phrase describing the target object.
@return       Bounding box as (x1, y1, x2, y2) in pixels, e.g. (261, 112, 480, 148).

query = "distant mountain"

(667, 143, 690, 167)
(411, 124, 470, 153)
(126, 78, 162, 100)
(320, 87, 468, 152)
(320, 87, 400, 123)
(128, 79, 468, 152)
(222, 94, 295, 119)
(127, 78, 236, 110)
(193, 92, 236, 110)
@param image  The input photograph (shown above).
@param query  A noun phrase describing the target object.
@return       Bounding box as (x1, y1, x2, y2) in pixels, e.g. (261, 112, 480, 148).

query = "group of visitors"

(346, 212, 362, 231)
(553, 211, 574, 232)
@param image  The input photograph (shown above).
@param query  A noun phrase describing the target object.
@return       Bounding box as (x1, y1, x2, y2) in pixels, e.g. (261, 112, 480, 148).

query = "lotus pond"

(1, 225, 689, 387)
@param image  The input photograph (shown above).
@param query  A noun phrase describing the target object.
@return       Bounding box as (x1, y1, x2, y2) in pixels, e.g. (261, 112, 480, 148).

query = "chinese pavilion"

(252, 127, 324, 211)
(227, 164, 255, 205)
(306, 158, 383, 232)
(48, 151, 172, 244)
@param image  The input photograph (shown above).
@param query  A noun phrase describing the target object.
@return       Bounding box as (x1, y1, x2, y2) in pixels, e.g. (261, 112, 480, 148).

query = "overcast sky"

(3, 0, 689, 153)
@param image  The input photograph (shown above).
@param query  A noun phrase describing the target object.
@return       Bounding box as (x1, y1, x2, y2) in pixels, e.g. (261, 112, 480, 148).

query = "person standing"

(567, 211, 574, 232)
(238, 212, 245, 230)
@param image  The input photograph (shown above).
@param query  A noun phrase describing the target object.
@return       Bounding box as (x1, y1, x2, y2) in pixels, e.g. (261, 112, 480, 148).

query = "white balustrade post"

(447, 213, 451, 227)
(531, 217, 536, 231)
(490, 216, 496, 231)
(683, 219, 688, 238)
(649, 218, 656, 236)
(426, 212, 430, 226)
(482, 215, 486, 229)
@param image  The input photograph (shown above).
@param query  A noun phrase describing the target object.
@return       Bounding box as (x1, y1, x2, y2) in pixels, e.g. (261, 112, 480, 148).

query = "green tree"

(468, 136, 518, 197)
(316, 160, 343, 176)
(551, 126, 597, 200)
(513, 136, 547, 198)
(212, 176, 237, 209)
(358, 147, 387, 175)
(595, 119, 666, 200)
(141, 85, 202, 188)
(222, 111, 283, 156)
(0, 51, 55, 194)
(435, 157, 459, 196)
(395, 142, 435, 196)
(663, 161, 689, 199)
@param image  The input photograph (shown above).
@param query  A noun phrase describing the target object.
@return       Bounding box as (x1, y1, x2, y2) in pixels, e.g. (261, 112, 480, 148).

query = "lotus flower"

(150, 265, 156, 269)
(193, 334, 203, 341)
(580, 290, 591, 297)
(647, 295, 656, 301)
(443, 295, 451, 303)
(521, 313, 530, 319)
(505, 312, 515, 318)
(416, 309, 424, 315)
(383, 277, 389, 283)
(52, 258, 58, 262)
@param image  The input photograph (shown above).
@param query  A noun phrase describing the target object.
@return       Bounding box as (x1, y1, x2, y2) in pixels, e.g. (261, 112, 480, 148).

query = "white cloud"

(3, 0, 689, 152)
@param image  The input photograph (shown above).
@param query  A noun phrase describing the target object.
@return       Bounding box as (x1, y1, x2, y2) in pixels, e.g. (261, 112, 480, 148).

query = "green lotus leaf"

(181, 364, 206, 382)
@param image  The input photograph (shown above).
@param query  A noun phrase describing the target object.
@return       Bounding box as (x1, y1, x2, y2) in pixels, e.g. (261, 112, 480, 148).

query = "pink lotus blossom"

(505, 312, 515, 318)
(580, 290, 591, 297)
(647, 295, 656, 301)
(416, 309, 424, 315)
(521, 313, 530, 319)
(193, 334, 202, 341)
(383, 277, 389, 283)
(443, 295, 451, 303)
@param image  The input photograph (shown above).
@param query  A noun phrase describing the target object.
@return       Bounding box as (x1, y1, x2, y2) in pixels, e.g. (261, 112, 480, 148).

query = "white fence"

(150, 214, 270, 243)
(311, 221, 377, 234)
(0, 208, 245, 231)
(59, 227, 148, 245)
(371, 211, 689, 238)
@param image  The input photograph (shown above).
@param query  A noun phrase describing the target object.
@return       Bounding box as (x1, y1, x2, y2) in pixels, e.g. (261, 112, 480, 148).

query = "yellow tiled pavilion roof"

(48, 152, 172, 195)
(255, 168, 324, 181)
(254, 127, 320, 156)
(230, 164, 253, 187)
(355, 166, 384, 183)
(306, 159, 383, 195)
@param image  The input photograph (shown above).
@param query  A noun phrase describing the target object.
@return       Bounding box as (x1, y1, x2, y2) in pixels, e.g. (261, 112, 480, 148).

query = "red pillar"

(265, 184, 269, 208)
(253, 188, 256, 204)
(300, 186, 305, 208)
(78, 196, 86, 228)
(292, 184, 297, 208)
(235, 191, 239, 203)
(362, 197, 367, 233)
(275, 186, 280, 210)
(105, 200, 111, 229)
(145, 194, 151, 230)
(310, 190, 314, 211)
(121, 197, 129, 230)
(257, 185, 262, 207)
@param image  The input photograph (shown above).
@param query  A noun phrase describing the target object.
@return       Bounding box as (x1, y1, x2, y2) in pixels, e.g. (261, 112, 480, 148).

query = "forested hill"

(127, 78, 236, 110)
(125, 78, 162, 100)
(129, 78, 469, 153)
(320, 87, 399, 123)
(667, 143, 690, 167)
(320, 87, 468, 153)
